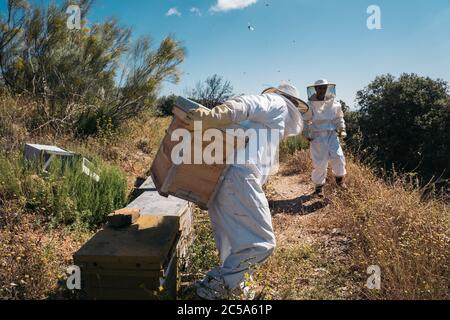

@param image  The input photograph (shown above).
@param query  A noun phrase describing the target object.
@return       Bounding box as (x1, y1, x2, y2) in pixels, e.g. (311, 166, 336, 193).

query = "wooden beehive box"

(126, 176, 194, 269)
(73, 216, 180, 300)
(151, 97, 246, 210)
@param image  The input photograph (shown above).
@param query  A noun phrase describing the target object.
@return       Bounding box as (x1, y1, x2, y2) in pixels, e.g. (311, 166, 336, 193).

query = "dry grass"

(333, 160, 449, 299)
(256, 242, 359, 300)
(256, 151, 363, 300)
(0, 206, 91, 300)
(283, 151, 450, 300)
(178, 209, 221, 300)
(280, 149, 313, 178)
(0, 94, 38, 152)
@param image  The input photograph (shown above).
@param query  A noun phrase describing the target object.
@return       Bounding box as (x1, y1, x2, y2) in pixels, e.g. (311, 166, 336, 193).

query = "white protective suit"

(204, 93, 303, 292)
(303, 97, 347, 186)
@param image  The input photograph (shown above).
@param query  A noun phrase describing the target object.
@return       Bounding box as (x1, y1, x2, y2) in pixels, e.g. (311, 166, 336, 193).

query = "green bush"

(0, 152, 23, 200)
(279, 135, 309, 161)
(355, 73, 450, 187)
(0, 151, 127, 230)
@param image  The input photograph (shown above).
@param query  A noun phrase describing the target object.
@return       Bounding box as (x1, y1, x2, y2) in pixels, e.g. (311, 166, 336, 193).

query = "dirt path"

(266, 173, 322, 248)
(256, 169, 362, 300)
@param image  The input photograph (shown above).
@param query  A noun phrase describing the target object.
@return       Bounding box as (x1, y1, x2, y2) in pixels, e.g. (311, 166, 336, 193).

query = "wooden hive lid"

(127, 191, 189, 218)
(74, 216, 179, 269)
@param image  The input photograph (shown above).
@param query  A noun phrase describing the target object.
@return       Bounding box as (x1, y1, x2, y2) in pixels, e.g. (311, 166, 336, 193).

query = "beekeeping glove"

(182, 104, 234, 131)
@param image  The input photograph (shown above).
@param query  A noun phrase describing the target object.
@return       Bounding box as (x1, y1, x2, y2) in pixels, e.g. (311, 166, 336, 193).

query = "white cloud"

(190, 7, 202, 16)
(166, 7, 181, 17)
(211, 0, 258, 12)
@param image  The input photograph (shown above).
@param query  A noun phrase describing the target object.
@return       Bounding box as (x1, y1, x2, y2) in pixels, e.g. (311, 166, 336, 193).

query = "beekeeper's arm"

(333, 102, 347, 138)
(183, 95, 279, 131)
(223, 95, 273, 124)
(182, 104, 234, 131)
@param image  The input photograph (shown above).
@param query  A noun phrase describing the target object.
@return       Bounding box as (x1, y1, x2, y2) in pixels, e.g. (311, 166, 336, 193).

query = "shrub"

(0, 151, 127, 230)
(355, 74, 450, 189)
(188, 74, 234, 109)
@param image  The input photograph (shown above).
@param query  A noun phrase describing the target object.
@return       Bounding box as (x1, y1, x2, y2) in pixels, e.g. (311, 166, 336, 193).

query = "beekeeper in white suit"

(303, 79, 347, 198)
(181, 83, 308, 300)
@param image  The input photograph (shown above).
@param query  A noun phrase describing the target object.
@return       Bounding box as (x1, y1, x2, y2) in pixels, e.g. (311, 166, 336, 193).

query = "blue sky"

(3, 0, 450, 107)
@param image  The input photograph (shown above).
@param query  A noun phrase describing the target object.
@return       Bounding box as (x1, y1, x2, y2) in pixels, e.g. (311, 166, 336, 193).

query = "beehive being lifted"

(151, 97, 247, 210)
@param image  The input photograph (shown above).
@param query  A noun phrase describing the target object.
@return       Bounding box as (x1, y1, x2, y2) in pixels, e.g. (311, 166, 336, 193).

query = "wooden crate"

(151, 97, 246, 210)
(73, 216, 179, 300)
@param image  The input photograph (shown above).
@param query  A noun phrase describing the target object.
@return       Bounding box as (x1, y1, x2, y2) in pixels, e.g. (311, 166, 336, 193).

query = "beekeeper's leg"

(329, 134, 347, 179)
(204, 165, 276, 291)
(208, 204, 232, 264)
(310, 138, 329, 186)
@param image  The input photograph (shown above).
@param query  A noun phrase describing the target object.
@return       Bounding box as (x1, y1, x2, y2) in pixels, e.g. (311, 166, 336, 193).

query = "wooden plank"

(75, 256, 163, 271)
(166, 115, 244, 164)
(175, 96, 208, 113)
(82, 269, 164, 277)
(127, 177, 192, 236)
(127, 191, 189, 218)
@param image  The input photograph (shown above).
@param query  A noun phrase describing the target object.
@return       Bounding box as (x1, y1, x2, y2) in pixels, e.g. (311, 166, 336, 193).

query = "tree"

(0, 0, 28, 89)
(111, 36, 184, 121)
(339, 100, 363, 153)
(0, 0, 185, 135)
(355, 73, 450, 186)
(189, 74, 234, 109)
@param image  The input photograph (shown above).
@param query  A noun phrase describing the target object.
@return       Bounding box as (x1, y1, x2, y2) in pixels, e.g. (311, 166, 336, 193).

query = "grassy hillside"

(180, 151, 449, 300)
(1, 93, 449, 300)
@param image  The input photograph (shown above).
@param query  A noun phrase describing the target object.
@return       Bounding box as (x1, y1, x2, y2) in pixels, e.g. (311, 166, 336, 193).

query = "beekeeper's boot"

(313, 185, 325, 199)
(336, 176, 348, 191)
(195, 276, 229, 300)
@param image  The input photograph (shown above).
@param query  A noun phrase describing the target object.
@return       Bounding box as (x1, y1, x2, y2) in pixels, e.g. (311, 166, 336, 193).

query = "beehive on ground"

(73, 176, 194, 300)
(73, 216, 179, 300)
